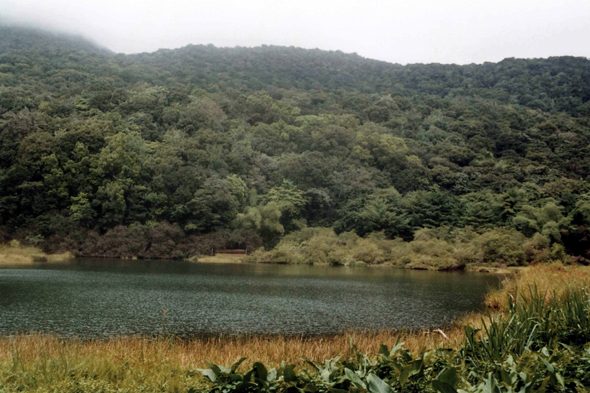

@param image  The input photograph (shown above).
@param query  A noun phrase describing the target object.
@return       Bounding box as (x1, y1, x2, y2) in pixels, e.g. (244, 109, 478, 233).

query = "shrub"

(472, 228, 527, 266)
(9, 239, 20, 248)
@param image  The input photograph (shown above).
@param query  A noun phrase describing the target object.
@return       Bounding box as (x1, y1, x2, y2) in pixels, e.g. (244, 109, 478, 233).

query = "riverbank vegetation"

(0, 26, 589, 269)
(1, 264, 589, 392)
(245, 226, 569, 270)
(189, 254, 245, 264)
(0, 240, 73, 266)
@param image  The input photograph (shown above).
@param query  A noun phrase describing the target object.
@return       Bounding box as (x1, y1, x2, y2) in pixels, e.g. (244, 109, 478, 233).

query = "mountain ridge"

(0, 23, 112, 55)
(1, 23, 590, 263)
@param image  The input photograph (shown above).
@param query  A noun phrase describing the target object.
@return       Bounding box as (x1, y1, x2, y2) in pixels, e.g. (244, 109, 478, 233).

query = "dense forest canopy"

(1, 25, 590, 263)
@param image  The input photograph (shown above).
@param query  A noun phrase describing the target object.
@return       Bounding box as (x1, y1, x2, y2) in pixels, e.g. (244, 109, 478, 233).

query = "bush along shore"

(244, 227, 569, 271)
(1, 224, 572, 271)
(1, 264, 590, 392)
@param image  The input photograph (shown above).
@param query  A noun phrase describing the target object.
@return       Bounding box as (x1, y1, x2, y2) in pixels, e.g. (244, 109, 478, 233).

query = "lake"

(0, 260, 502, 338)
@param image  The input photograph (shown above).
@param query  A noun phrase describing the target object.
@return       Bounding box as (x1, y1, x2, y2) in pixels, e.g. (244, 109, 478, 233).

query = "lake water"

(0, 260, 502, 338)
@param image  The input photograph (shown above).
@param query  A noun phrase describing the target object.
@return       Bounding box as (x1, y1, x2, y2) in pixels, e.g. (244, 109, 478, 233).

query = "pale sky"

(2, 0, 589, 64)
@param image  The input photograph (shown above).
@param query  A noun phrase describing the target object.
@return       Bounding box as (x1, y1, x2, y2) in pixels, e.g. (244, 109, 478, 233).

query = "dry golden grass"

(485, 262, 590, 310)
(0, 328, 464, 372)
(189, 255, 245, 264)
(0, 245, 74, 266)
(0, 329, 474, 392)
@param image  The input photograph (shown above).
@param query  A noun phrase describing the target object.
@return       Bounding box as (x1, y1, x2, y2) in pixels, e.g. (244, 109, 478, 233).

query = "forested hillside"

(0, 24, 111, 55)
(1, 25, 589, 266)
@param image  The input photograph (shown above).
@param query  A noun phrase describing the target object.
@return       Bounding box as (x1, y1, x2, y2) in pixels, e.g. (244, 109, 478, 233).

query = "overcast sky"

(2, 0, 589, 64)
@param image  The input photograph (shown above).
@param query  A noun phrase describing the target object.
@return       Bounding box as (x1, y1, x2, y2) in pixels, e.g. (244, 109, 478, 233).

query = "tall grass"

(0, 330, 457, 371)
(485, 262, 590, 310)
(2, 264, 590, 392)
(0, 242, 73, 266)
(0, 331, 459, 393)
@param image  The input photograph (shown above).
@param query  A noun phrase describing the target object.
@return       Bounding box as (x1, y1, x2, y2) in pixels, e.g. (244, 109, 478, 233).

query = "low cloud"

(2, 0, 589, 64)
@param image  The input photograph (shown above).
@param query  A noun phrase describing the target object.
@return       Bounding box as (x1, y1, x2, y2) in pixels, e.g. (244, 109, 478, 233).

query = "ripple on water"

(0, 260, 501, 338)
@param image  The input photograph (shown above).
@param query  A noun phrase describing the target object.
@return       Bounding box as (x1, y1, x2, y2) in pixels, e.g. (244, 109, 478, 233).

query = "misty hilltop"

(0, 24, 112, 55)
(1, 24, 590, 266)
(1, 25, 589, 116)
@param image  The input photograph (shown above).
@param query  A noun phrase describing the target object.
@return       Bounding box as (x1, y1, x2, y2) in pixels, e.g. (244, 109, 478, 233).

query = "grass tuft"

(484, 262, 590, 310)
(0, 244, 73, 266)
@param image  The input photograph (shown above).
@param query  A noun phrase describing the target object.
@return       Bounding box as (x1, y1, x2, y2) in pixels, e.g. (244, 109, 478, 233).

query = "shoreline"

(0, 251, 518, 273)
(0, 317, 478, 370)
(1, 264, 587, 392)
(0, 244, 74, 267)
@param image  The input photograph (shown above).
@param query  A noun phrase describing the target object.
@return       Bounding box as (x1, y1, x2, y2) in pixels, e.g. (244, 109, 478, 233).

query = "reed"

(0, 328, 459, 370)
(484, 262, 590, 310)
(0, 322, 484, 393)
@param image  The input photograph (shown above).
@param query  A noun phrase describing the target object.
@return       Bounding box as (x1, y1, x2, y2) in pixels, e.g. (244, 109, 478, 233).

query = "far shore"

(0, 242, 73, 267)
(0, 245, 524, 274)
(188, 254, 246, 264)
(187, 256, 517, 274)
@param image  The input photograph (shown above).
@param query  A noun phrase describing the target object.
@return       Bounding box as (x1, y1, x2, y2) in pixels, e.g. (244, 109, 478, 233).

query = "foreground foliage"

(200, 286, 590, 392)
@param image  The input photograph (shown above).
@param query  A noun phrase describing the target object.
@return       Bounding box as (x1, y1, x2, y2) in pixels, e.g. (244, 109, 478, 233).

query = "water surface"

(0, 260, 502, 337)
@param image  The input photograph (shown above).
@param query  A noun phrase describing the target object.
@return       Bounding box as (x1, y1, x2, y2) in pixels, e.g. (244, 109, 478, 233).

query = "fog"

(2, 0, 589, 64)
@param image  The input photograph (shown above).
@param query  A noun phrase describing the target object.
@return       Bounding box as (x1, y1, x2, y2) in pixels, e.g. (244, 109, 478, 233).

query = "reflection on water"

(0, 259, 502, 337)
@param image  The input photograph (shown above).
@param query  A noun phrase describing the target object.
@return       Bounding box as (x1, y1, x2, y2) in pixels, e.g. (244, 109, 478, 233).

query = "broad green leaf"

(399, 365, 412, 387)
(234, 382, 256, 392)
(555, 373, 565, 388)
(540, 357, 554, 373)
(345, 368, 366, 389)
(329, 389, 349, 393)
(229, 374, 243, 382)
(199, 369, 216, 382)
(437, 368, 459, 388)
(499, 369, 512, 386)
(390, 342, 405, 355)
(204, 361, 222, 377)
(231, 357, 247, 373)
(411, 359, 423, 375)
(432, 380, 458, 393)
(283, 365, 297, 382)
(243, 369, 254, 383)
(302, 358, 320, 372)
(367, 373, 393, 393)
(253, 362, 268, 381)
(483, 373, 500, 393)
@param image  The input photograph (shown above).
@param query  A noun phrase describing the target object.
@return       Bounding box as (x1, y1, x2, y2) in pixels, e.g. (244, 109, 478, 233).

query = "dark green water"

(0, 260, 502, 337)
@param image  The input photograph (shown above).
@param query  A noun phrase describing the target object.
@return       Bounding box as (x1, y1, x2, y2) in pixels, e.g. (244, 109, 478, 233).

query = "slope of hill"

(0, 25, 589, 266)
(126, 45, 590, 115)
(1, 25, 588, 115)
(0, 24, 112, 55)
